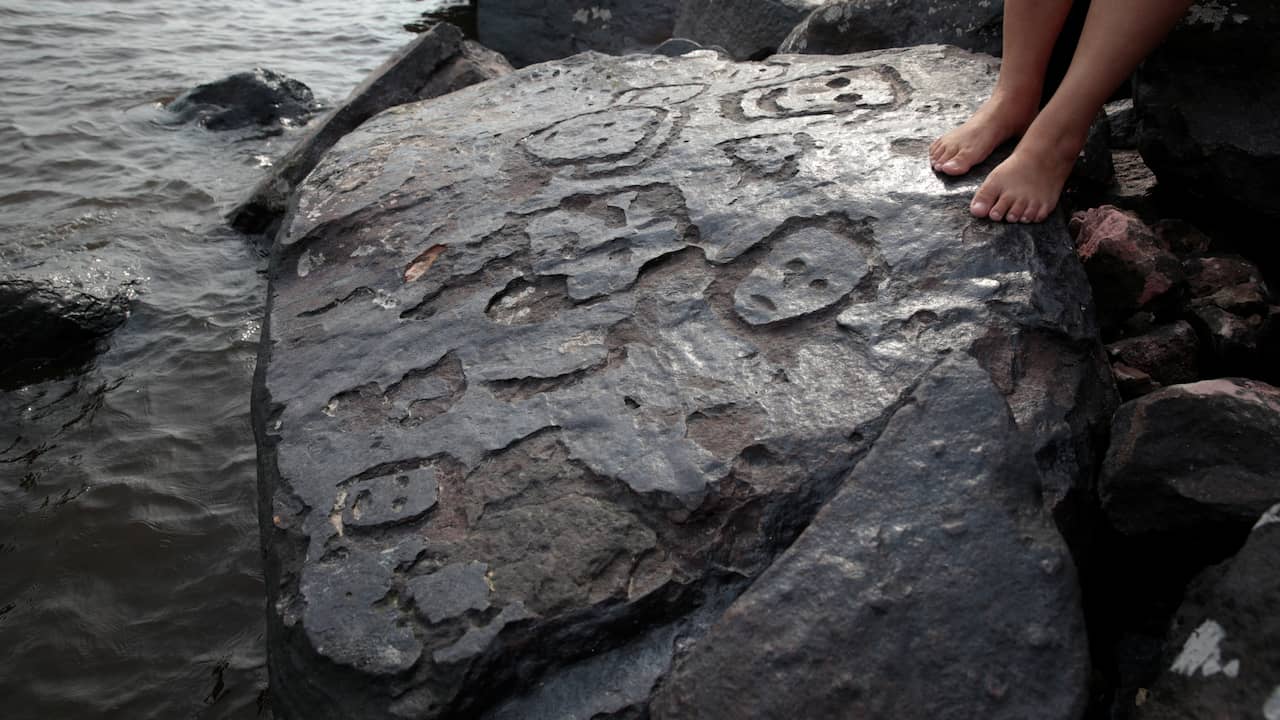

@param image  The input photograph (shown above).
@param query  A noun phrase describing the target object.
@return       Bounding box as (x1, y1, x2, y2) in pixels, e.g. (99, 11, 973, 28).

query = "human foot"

(968, 131, 1084, 223)
(929, 93, 1039, 176)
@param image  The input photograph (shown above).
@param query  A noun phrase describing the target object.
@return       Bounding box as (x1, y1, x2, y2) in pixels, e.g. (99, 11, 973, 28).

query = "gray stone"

(1134, 504, 1280, 719)
(675, 0, 829, 60)
(255, 46, 1114, 719)
(166, 67, 319, 131)
(1105, 98, 1137, 150)
(779, 0, 1004, 58)
(1135, 0, 1280, 218)
(477, 0, 681, 68)
(1100, 379, 1280, 536)
(230, 24, 512, 234)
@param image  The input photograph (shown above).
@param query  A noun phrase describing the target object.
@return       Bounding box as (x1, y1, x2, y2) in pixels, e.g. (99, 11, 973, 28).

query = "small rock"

(1153, 219, 1213, 256)
(1105, 321, 1199, 395)
(166, 68, 320, 131)
(1106, 150, 1160, 213)
(0, 277, 131, 388)
(1188, 304, 1268, 375)
(1104, 98, 1138, 149)
(778, 0, 1004, 57)
(1100, 378, 1280, 536)
(1183, 255, 1267, 299)
(1134, 504, 1280, 720)
(1111, 362, 1160, 399)
(1072, 205, 1185, 327)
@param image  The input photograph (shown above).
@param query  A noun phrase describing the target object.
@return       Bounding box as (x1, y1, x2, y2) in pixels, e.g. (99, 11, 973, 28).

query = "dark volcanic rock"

(167, 68, 320, 131)
(674, 0, 828, 60)
(229, 24, 511, 235)
(477, 0, 681, 67)
(255, 47, 1114, 718)
(1134, 1, 1280, 218)
(779, 0, 1004, 57)
(1134, 505, 1280, 720)
(0, 277, 130, 388)
(1104, 99, 1137, 150)
(1100, 379, 1280, 536)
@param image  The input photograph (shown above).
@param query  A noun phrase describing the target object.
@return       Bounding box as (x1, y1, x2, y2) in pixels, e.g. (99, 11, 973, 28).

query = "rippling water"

(0, 2, 462, 717)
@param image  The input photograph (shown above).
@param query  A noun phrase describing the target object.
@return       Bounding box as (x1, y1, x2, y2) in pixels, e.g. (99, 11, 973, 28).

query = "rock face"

(1100, 379, 1280, 536)
(477, 0, 681, 67)
(673, 0, 828, 60)
(779, 0, 1004, 57)
(0, 277, 131, 389)
(1135, 505, 1280, 720)
(229, 24, 511, 235)
(255, 47, 1115, 719)
(166, 68, 320, 131)
(1134, 0, 1280, 218)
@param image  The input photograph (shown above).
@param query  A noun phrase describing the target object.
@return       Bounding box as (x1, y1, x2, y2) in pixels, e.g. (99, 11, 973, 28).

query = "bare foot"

(968, 132, 1083, 223)
(929, 93, 1039, 176)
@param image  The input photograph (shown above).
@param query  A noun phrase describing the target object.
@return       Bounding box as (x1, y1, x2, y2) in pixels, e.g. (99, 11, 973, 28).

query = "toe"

(970, 183, 1000, 219)
(1008, 198, 1029, 224)
(989, 192, 1016, 223)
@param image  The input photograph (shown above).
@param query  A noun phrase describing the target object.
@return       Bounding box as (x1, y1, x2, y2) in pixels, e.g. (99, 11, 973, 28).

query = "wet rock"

(1105, 98, 1137, 150)
(1071, 205, 1185, 328)
(477, 0, 681, 67)
(1134, 0, 1280, 218)
(166, 68, 320, 131)
(229, 24, 511, 235)
(0, 277, 131, 388)
(1134, 505, 1280, 720)
(255, 47, 1114, 719)
(779, 0, 1004, 57)
(1106, 321, 1199, 397)
(650, 38, 729, 58)
(674, 0, 829, 60)
(1100, 379, 1280, 536)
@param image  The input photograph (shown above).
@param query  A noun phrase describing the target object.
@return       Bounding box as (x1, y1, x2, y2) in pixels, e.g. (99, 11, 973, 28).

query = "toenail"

(990, 211, 1002, 221)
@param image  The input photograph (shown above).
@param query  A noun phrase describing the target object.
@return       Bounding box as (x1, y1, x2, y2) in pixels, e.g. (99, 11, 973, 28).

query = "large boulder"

(779, 0, 1003, 57)
(229, 24, 512, 235)
(0, 277, 131, 389)
(255, 46, 1115, 718)
(673, 0, 828, 60)
(1100, 379, 1280, 536)
(477, 0, 681, 67)
(1134, 0, 1280, 218)
(1134, 504, 1280, 719)
(166, 68, 320, 131)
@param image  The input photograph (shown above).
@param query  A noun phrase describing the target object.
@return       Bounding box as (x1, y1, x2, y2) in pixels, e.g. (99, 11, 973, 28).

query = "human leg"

(929, 0, 1074, 176)
(971, 0, 1195, 222)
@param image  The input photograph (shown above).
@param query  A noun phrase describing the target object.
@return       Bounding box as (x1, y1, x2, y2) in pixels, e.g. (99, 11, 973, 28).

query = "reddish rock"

(1105, 321, 1199, 397)
(1072, 206, 1185, 325)
(1100, 378, 1280, 536)
(1111, 362, 1160, 399)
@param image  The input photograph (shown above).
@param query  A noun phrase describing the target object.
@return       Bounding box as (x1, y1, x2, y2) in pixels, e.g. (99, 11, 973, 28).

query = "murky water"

(0, 2, 466, 717)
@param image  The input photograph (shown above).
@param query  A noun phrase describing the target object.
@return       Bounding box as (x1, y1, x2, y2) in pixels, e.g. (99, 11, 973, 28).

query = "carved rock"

(255, 47, 1115, 719)
(230, 24, 512, 235)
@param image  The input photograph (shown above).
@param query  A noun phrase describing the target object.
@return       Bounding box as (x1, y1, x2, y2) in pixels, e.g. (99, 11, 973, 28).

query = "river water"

(0, 2, 465, 717)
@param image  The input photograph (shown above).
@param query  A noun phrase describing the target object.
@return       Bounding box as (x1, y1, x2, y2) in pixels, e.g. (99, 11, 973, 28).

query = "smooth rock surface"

(1135, 0, 1280, 218)
(166, 67, 320, 131)
(780, 0, 1004, 57)
(230, 24, 511, 235)
(1135, 504, 1280, 719)
(1100, 379, 1280, 536)
(255, 47, 1114, 718)
(477, 0, 680, 67)
(675, 0, 829, 60)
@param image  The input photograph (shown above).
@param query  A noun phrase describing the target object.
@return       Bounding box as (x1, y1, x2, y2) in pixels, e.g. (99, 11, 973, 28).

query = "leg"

(929, 0, 1074, 176)
(972, 0, 1195, 222)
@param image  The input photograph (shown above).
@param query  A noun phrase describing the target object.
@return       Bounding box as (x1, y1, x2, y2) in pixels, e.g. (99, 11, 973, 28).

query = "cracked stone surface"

(254, 46, 1115, 719)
